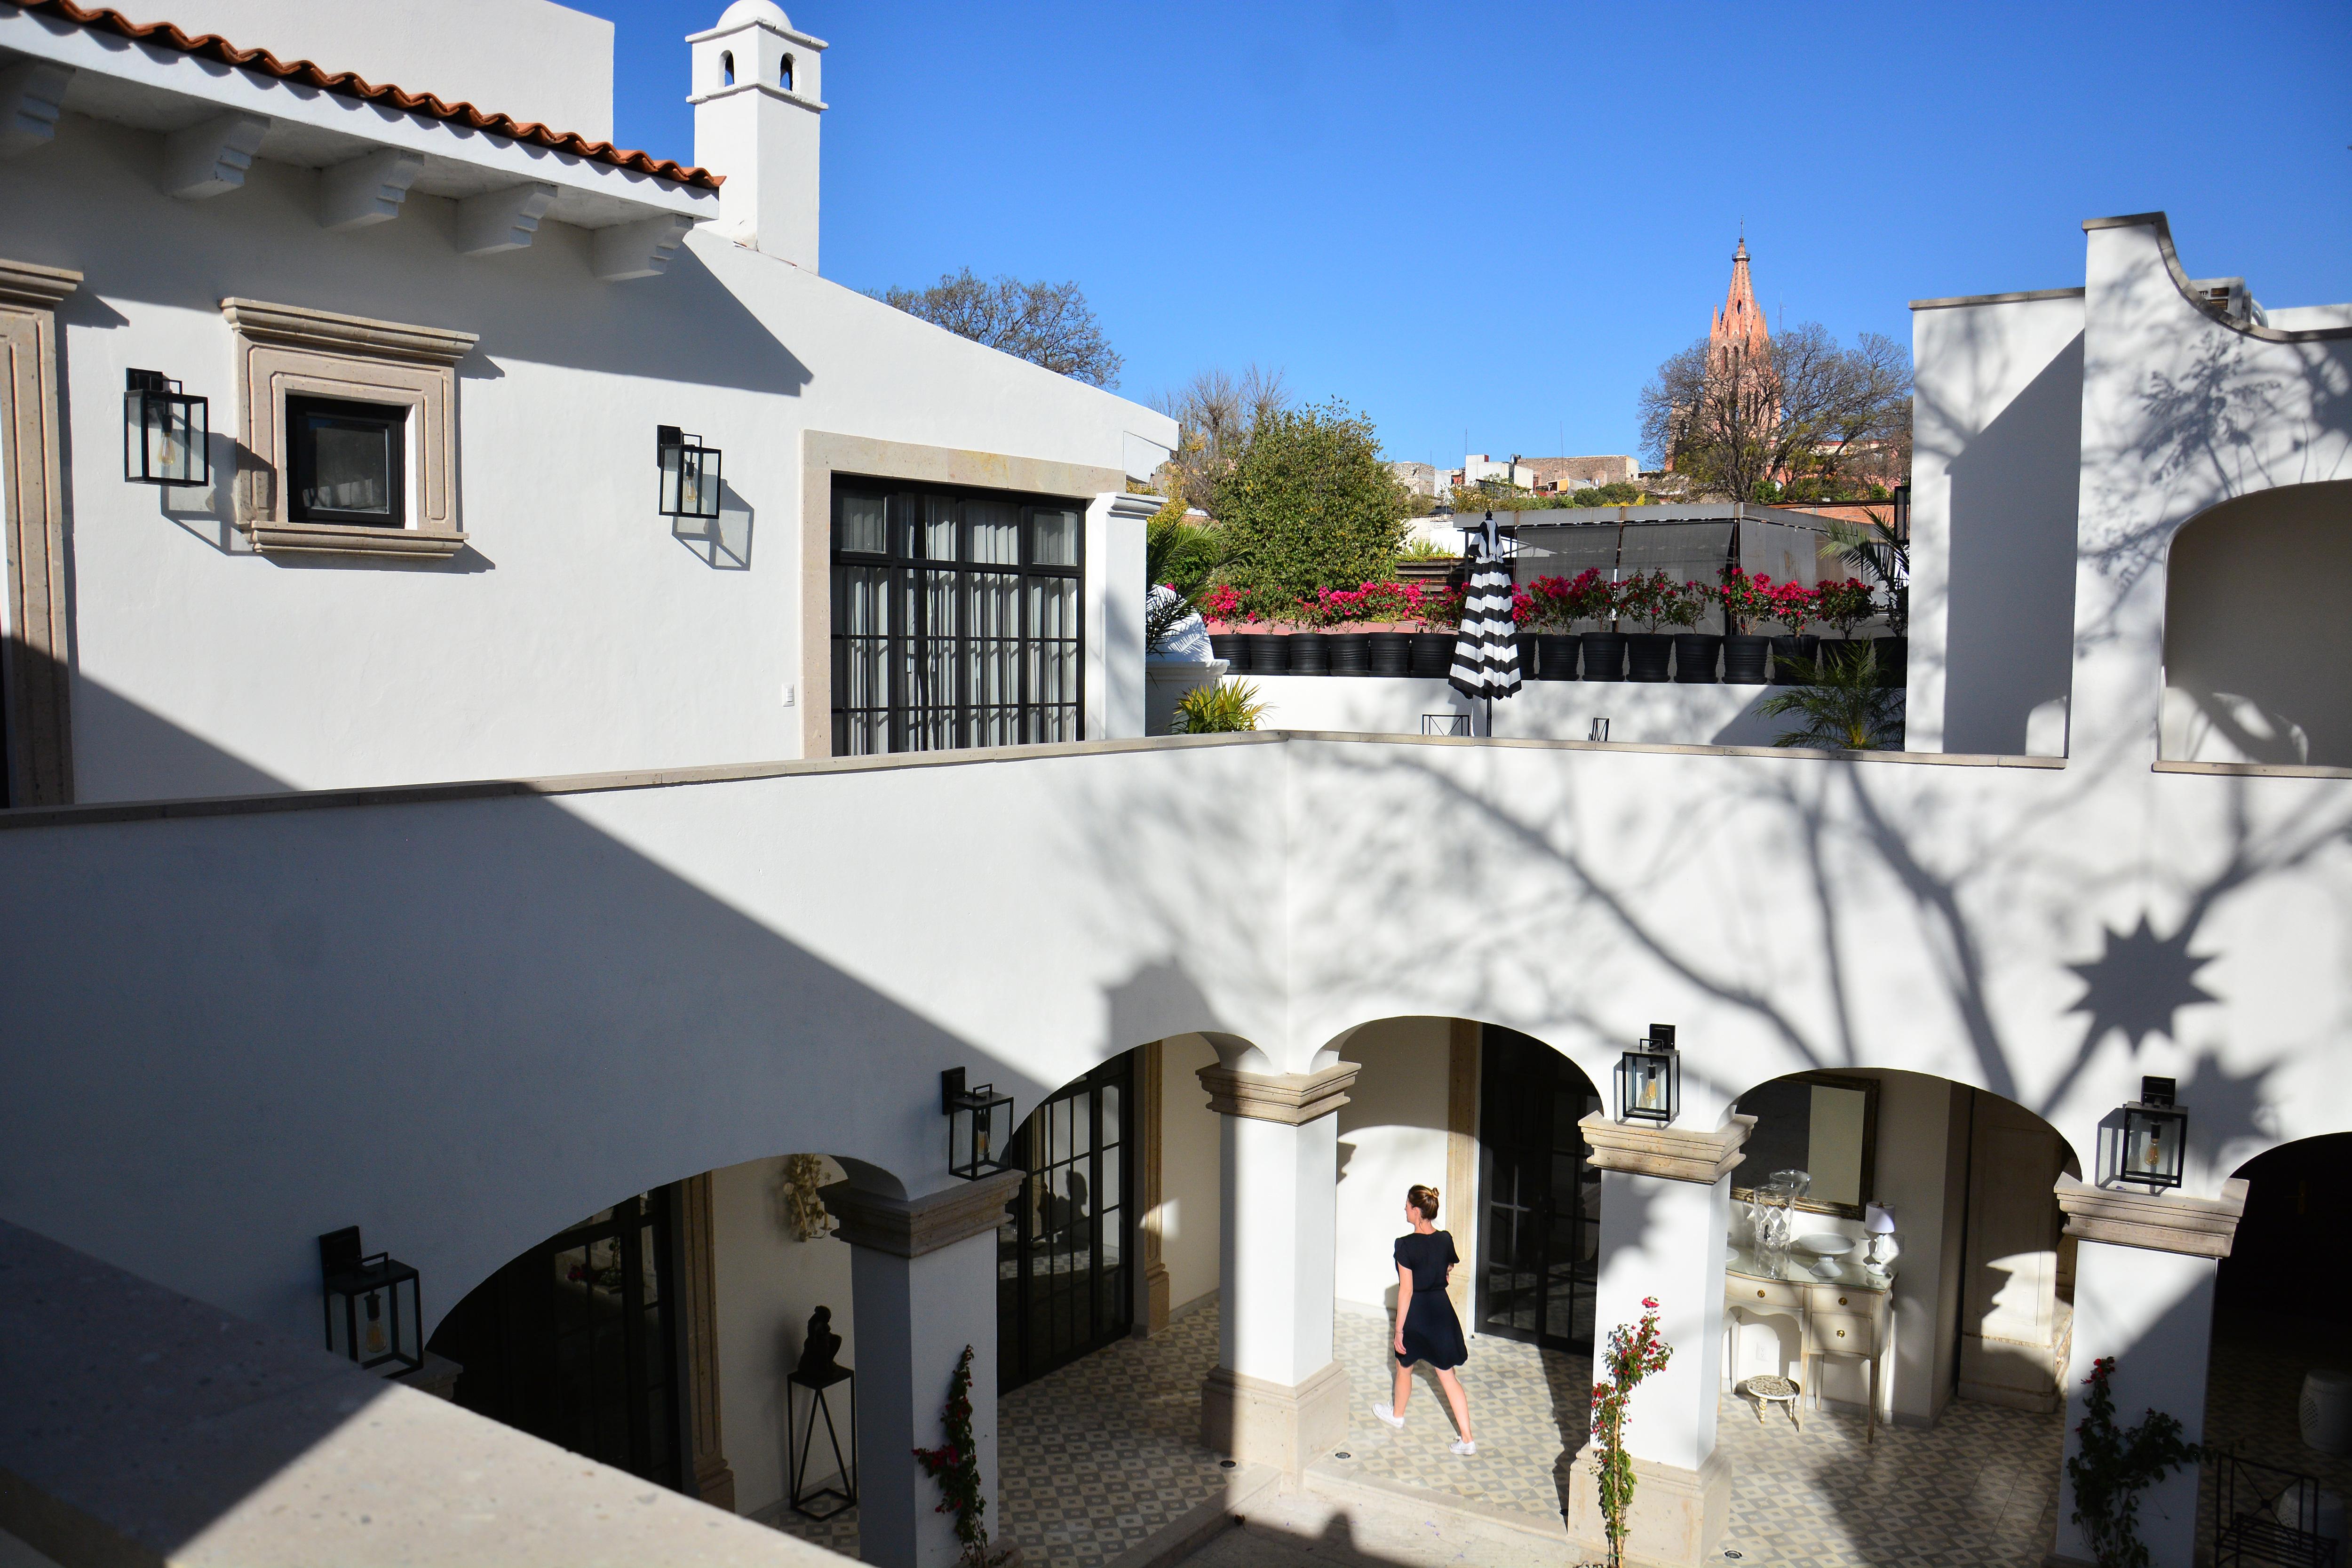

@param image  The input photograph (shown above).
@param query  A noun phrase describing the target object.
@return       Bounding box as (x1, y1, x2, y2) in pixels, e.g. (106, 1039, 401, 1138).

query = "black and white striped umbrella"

(1449, 512, 1522, 706)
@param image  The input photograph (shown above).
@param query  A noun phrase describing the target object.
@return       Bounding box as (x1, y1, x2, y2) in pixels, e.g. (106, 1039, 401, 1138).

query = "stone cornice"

(819, 1171, 1023, 1259)
(219, 298, 479, 366)
(2054, 1174, 2248, 1258)
(1197, 1062, 1359, 1126)
(0, 259, 81, 311)
(1578, 1112, 1755, 1184)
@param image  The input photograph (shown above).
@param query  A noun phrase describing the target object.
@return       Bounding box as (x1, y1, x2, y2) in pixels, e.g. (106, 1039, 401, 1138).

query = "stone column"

(1197, 1060, 1359, 1477)
(2048, 1176, 2247, 1568)
(1136, 1039, 1172, 1337)
(1565, 1114, 1753, 1568)
(675, 1172, 738, 1511)
(823, 1172, 1025, 1568)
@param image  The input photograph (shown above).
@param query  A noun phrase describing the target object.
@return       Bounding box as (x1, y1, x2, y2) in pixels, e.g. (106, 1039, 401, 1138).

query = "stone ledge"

(1579, 1113, 1755, 1184)
(0, 1218, 836, 1568)
(2054, 1174, 2248, 1258)
(1197, 1063, 1359, 1126)
(821, 1171, 1023, 1258)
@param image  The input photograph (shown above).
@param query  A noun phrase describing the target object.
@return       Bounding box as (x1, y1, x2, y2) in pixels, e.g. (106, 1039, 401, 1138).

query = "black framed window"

(831, 480, 1084, 756)
(1477, 1026, 1603, 1354)
(286, 395, 407, 527)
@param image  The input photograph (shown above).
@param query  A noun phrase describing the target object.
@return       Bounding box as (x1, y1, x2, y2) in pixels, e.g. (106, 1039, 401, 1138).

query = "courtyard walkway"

(773, 1303, 2065, 1568)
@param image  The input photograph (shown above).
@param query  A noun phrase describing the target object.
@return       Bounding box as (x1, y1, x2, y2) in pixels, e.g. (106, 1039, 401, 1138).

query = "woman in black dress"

(1373, 1183, 1475, 1454)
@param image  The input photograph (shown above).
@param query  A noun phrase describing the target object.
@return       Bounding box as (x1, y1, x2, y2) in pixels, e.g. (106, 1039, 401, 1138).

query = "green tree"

(877, 270, 1123, 389)
(1210, 398, 1413, 600)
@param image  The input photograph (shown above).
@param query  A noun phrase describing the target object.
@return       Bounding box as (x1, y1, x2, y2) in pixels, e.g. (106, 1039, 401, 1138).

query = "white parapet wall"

(1244, 674, 1791, 747)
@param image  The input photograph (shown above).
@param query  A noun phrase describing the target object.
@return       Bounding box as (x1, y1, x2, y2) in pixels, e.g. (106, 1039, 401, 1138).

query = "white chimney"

(686, 1, 826, 271)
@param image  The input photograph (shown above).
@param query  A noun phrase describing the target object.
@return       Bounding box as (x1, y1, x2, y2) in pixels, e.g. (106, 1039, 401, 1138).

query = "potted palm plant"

(1813, 578, 1876, 677)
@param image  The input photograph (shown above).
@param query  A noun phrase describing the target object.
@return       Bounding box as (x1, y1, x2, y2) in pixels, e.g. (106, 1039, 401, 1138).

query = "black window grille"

(831, 481, 1084, 756)
(1477, 1026, 1603, 1354)
(997, 1051, 1133, 1392)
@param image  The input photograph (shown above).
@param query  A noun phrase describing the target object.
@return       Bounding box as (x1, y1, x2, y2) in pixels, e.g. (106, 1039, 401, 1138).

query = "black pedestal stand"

(788, 1366, 857, 1520)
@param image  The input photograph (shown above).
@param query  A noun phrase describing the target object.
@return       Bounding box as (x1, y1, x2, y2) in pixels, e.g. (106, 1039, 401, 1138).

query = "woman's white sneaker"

(1450, 1438, 1476, 1456)
(1372, 1402, 1405, 1429)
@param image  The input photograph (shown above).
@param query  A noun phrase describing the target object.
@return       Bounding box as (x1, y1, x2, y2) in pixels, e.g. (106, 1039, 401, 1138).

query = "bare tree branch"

(877, 269, 1124, 389)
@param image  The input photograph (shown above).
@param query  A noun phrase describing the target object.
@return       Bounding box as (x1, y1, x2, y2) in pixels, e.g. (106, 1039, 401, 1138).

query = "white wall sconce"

(941, 1067, 1014, 1180)
(124, 368, 209, 485)
(657, 424, 722, 519)
(318, 1226, 421, 1376)
(2114, 1075, 2187, 1190)
(1614, 1023, 1679, 1126)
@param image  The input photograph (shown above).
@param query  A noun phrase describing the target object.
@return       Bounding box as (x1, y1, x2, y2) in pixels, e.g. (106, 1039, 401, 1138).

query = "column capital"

(821, 1170, 1022, 1258)
(2054, 1174, 2248, 1258)
(1197, 1061, 1359, 1125)
(1579, 1112, 1755, 1184)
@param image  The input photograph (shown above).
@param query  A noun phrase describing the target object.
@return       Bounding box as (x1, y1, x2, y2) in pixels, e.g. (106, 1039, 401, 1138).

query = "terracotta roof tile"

(19, 0, 720, 190)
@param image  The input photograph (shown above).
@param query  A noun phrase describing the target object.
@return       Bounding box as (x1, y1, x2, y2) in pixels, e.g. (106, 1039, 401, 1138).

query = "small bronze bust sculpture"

(795, 1305, 845, 1384)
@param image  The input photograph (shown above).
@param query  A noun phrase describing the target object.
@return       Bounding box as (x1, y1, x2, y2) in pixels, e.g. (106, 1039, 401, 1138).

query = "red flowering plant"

(1418, 583, 1468, 632)
(1567, 568, 1617, 631)
(1590, 1298, 1673, 1568)
(1714, 565, 1769, 636)
(1765, 578, 1818, 637)
(1511, 584, 1538, 627)
(1813, 577, 1878, 640)
(1614, 570, 1684, 633)
(2066, 1355, 2201, 1568)
(1200, 583, 1251, 627)
(912, 1344, 1011, 1568)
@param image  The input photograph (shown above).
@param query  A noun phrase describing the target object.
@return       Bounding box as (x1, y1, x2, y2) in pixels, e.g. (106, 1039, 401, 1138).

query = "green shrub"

(1170, 679, 1268, 734)
(1211, 399, 1412, 600)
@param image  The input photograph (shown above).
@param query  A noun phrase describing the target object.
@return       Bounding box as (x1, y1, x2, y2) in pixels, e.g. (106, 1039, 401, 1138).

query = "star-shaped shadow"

(2066, 915, 2221, 1052)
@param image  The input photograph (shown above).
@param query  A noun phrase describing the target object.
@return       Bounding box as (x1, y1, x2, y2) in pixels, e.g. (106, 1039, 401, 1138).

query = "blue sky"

(600, 1, 2352, 466)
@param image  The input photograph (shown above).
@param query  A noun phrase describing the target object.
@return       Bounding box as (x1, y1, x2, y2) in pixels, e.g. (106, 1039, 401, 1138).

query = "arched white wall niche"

(2161, 481, 2352, 769)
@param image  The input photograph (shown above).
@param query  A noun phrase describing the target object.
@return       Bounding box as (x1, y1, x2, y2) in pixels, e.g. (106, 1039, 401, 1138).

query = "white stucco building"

(0, 6, 2348, 1568)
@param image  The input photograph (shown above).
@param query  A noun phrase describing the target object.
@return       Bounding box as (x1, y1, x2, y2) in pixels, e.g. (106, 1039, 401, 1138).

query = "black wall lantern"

(319, 1226, 422, 1376)
(2116, 1075, 2187, 1190)
(942, 1067, 1014, 1180)
(124, 368, 209, 486)
(1615, 1023, 1680, 1126)
(657, 424, 722, 519)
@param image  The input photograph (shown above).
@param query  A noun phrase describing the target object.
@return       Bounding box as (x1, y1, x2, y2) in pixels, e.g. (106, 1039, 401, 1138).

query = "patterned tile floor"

(772, 1301, 2067, 1568)
(2195, 1313, 2352, 1566)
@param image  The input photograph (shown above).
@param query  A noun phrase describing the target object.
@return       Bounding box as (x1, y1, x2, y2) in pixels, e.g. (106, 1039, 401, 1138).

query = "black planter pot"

(1209, 632, 1248, 672)
(1245, 632, 1292, 675)
(1367, 632, 1414, 677)
(1582, 631, 1627, 682)
(1288, 632, 1331, 676)
(1514, 632, 1540, 679)
(1535, 633, 1581, 681)
(1409, 632, 1455, 678)
(1722, 634, 1771, 684)
(1673, 633, 1724, 684)
(1626, 632, 1674, 683)
(1873, 635, 1909, 689)
(1770, 634, 1821, 685)
(1329, 632, 1371, 677)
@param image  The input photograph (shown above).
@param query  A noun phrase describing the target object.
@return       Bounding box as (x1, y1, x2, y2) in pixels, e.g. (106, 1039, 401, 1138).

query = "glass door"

(1476, 1027, 1602, 1354)
(997, 1051, 1134, 1391)
(428, 1187, 687, 1488)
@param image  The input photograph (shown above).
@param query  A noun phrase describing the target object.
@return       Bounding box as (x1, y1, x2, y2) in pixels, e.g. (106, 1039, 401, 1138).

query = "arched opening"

(781, 53, 795, 90)
(1471, 1024, 1603, 1354)
(2162, 479, 2352, 766)
(427, 1183, 697, 1491)
(997, 1050, 1136, 1390)
(2200, 1134, 2352, 1555)
(721, 49, 735, 85)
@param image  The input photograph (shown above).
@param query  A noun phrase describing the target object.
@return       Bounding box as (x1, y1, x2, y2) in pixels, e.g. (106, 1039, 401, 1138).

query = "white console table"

(1725, 1246, 1891, 1442)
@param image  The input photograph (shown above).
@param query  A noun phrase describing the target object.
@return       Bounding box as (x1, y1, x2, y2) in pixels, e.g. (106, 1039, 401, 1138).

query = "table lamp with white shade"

(1864, 1202, 1901, 1275)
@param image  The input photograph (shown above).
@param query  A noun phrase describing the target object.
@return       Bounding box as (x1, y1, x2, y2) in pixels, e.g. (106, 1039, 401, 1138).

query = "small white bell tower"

(686, 0, 826, 271)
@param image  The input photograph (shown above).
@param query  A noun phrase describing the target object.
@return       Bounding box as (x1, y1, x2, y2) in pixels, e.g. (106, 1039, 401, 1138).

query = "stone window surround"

(222, 298, 479, 560)
(0, 256, 82, 808)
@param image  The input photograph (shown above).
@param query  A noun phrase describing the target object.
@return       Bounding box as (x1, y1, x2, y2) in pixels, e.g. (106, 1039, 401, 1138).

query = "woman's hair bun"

(1406, 1183, 1441, 1221)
